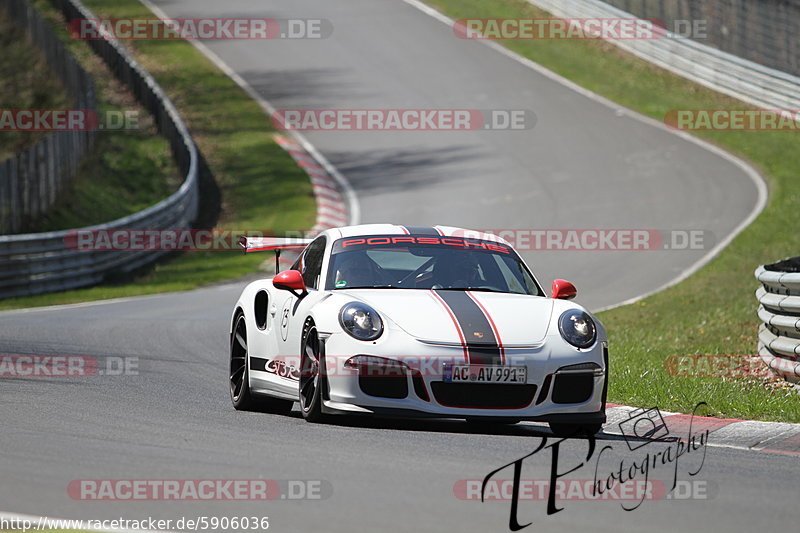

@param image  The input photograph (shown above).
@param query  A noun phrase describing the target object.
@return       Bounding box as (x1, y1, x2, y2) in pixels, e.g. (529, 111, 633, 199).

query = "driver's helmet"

(334, 252, 376, 288)
(452, 256, 481, 284)
(435, 254, 481, 287)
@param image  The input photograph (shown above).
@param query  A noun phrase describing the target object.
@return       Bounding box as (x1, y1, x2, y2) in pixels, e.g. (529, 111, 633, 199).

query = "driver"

(433, 254, 482, 288)
(334, 252, 379, 288)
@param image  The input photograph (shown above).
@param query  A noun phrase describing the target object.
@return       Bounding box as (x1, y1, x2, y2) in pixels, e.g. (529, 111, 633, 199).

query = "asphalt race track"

(0, 288, 797, 531)
(146, 0, 764, 311)
(1, 1, 793, 532)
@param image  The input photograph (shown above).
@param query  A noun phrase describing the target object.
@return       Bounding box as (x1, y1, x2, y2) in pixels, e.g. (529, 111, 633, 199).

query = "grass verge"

(0, 0, 315, 309)
(4, 0, 182, 232)
(429, 0, 800, 421)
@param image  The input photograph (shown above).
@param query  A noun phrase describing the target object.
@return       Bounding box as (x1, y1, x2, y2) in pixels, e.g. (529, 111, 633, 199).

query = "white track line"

(138, 0, 360, 227)
(0, 282, 243, 314)
(402, 0, 768, 313)
(6, 2, 765, 318)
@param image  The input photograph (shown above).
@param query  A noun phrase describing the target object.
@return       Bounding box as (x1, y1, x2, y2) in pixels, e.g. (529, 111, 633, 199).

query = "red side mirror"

(551, 279, 577, 300)
(273, 270, 307, 296)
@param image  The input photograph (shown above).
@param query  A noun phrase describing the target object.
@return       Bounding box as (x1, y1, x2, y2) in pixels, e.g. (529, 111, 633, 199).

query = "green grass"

(0, 0, 315, 308)
(5, 0, 797, 421)
(430, 0, 800, 421)
(0, 6, 69, 161)
(4, 0, 182, 232)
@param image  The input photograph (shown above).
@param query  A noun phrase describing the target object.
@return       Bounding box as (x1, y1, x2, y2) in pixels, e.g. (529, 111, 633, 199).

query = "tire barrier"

(755, 257, 800, 383)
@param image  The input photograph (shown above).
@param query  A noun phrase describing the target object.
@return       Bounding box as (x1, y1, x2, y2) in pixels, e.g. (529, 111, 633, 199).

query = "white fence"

(0, 0, 200, 299)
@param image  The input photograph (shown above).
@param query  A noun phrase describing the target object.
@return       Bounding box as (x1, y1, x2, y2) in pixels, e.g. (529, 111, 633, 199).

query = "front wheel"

(299, 322, 325, 423)
(548, 422, 602, 437)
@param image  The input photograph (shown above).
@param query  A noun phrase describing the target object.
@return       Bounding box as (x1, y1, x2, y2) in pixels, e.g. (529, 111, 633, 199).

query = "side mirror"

(273, 270, 307, 297)
(551, 279, 577, 300)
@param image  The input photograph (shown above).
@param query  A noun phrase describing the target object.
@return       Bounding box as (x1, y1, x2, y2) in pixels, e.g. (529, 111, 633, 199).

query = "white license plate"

(444, 364, 527, 384)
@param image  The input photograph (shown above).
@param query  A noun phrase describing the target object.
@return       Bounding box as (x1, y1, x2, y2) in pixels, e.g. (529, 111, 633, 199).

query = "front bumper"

(318, 328, 608, 422)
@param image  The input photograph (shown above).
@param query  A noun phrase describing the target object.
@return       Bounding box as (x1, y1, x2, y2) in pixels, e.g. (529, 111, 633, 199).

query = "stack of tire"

(755, 257, 800, 384)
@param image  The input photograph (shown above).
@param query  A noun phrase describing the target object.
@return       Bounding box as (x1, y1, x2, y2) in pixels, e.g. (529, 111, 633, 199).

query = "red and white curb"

(142, 0, 793, 457)
(266, 135, 351, 271)
(275, 134, 349, 232)
(601, 403, 800, 457)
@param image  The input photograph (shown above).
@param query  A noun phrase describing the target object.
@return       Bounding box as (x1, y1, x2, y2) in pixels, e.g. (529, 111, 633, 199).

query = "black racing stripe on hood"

(402, 226, 440, 235)
(434, 290, 501, 365)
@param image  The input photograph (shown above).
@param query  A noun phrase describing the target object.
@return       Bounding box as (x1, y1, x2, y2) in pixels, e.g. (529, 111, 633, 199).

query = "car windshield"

(325, 235, 542, 295)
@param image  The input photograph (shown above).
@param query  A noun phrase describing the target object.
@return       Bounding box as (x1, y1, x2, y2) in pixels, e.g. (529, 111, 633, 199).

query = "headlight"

(339, 302, 383, 341)
(558, 310, 596, 349)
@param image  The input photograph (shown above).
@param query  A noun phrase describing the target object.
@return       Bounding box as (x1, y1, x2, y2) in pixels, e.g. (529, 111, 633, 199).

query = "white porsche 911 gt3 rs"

(229, 224, 608, 435)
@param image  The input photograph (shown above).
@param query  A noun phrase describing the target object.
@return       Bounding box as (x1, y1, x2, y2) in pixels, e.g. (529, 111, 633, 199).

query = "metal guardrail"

(597, 0, 800, 79)
(0, 0, 199, 299)
(525, 1, 799, 383)
(0, 0, 97, 234)
(755, 258, 800, 384)
(526, 0, 800, 111)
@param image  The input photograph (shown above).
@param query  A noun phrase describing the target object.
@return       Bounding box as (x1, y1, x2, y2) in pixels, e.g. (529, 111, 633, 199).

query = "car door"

(275, 236, 329, 371)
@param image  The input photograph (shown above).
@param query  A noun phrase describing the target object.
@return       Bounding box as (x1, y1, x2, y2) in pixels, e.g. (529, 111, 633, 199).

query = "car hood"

(348, 289, 555, 347)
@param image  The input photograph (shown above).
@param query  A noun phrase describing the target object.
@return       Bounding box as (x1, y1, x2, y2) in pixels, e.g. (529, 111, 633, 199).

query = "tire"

(299, 321, 325, 423)
(548, 422, 602, 438)
(230, 313, 293, 414)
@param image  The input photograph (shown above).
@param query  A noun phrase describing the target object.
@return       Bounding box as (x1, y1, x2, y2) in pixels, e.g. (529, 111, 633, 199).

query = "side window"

(301, 237, 327, 289)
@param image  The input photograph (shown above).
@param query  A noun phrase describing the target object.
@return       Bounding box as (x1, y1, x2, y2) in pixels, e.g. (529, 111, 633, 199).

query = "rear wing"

(238, 236, 312, 253)
(239, 236, 313, 274)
